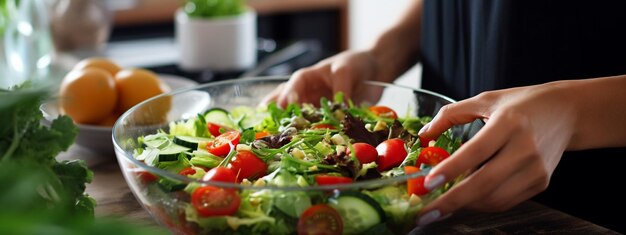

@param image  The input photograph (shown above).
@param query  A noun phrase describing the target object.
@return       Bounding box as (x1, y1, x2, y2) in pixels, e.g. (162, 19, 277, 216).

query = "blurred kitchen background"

(1, 0, 420, 87)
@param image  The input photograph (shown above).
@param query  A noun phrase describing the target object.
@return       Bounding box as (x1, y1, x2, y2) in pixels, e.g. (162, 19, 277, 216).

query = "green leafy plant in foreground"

(0, 85, 166, 235)
(183, 0, 246, 18)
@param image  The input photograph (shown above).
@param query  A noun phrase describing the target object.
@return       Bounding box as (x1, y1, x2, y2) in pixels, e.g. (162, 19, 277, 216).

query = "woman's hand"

(261, 50, 387, 107)
(262, 0, 423, 107)
(416, 81, 580, 226)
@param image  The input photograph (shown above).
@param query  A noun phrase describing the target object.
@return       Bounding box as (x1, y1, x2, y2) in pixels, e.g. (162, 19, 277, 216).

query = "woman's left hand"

(415, 82, 579, 226)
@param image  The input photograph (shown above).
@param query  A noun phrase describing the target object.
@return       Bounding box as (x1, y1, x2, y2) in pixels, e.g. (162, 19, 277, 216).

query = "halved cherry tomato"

(136, 171, 158, 183)
(369, 105, 398, 119)
(349, 143, 378, 164)
(417, 146, 450, 166)
(227, 150, 268, 182)
(178, 167, 197, 177)
(206, 130, 241, 157)
(315, 175, 353, 185)
(404, 166, 428, 196)
(206, 122, 226, 137)
(255, 131, 271, 139)
(311, 123, 336, 130)
(419, 135, 435, 148)
(191, 186, 240, 217)
(179, 166, 210, 177)
(375, 138, 407, 171)
(297, 204, 343, 235)
(202, 166, 237, 183)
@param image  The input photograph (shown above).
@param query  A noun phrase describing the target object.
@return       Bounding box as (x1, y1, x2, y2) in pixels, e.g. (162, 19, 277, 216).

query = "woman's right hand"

(262, 50, 387, 107)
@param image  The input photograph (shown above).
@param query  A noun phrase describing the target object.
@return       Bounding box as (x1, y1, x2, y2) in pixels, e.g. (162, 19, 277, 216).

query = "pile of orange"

(59, 58, 171, 126)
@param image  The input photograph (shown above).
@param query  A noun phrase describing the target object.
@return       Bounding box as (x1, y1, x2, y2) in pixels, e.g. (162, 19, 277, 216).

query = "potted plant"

(176, 0, 257, 72)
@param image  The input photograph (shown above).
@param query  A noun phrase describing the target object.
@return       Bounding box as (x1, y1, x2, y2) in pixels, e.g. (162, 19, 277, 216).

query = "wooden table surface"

(61, 145, 619, 234)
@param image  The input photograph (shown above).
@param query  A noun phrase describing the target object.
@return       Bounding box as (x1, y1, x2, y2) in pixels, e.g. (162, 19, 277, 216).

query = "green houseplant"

(183, 0, 246, 18)
(176, 0, 257, 72)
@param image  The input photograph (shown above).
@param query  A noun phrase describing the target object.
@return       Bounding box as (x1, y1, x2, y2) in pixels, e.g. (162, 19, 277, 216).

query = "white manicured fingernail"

(424, 174, 445, 191)
(439, 213, 452, 221)
(417, 210, 441, 227)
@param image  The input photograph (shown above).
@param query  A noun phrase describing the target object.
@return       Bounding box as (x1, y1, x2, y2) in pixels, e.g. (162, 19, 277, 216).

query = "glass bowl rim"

(113, 76, 458, 192)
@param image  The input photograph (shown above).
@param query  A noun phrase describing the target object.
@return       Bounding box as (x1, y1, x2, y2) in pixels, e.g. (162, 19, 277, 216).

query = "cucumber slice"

(173, 136, 212, 149)
(204, 108, 235, 129)
(230, 106, 266, 129)
(330, 191, 386, 234)
(158, 144, 190, 161)
(141, 134, 170, 149)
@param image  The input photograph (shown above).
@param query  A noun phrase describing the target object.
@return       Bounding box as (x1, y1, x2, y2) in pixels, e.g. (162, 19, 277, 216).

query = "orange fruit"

(114, 68, 171, 112)
(73, 57, 122, 76)
(59, 68, 117, 124)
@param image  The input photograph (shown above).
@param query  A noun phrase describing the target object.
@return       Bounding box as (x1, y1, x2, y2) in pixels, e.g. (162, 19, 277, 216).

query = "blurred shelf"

(113, 0, 347, 26)
(112, 0, 348, 50)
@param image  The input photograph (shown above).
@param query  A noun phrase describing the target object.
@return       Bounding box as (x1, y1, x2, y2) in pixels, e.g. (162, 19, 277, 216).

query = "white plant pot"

(175, 8, 257, 72)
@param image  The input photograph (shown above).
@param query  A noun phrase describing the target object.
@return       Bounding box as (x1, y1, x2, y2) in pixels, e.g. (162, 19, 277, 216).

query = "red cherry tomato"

(206, 122, 227, 137)
(404, 166, 429, 196)
(202, 166, 237, 183)
(315, 175, 353, 185)
(227, 150, 268, 182)
(136, 171, 158, 183)
(369, 105, 398, 119)
(191, 186, 241, 217)
(311, 123, 336, 130)
(349, 143, 378, 164)
(417, 146, 450, 166)
(206, 131, 240, 157)
(297, 204, 343, 235)
(180, 166, 210, 177)
(419, 135, 435, 148)
(375, 138, 407, 171)
(178, 167, 197, 177)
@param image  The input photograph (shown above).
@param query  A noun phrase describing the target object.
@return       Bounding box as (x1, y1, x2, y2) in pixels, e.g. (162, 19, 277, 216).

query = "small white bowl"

(41, 74, 198, 154)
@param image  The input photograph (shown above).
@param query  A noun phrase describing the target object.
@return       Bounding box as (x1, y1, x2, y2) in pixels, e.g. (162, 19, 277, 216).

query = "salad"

(131, 94, 462, 235)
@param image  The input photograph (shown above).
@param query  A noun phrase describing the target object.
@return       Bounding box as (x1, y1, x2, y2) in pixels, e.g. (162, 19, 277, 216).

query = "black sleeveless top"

(420, 0, 626, 232)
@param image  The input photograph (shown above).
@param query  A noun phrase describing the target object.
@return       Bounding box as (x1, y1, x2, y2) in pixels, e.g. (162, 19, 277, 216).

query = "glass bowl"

(113, 76, 483, 234)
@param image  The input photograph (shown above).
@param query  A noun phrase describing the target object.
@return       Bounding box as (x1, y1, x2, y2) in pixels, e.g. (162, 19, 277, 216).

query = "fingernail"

(439, 213, 453, 221)
(418, 123, 431, 135)
(424, 174, 445, 191)
(417, 210, 441, 227)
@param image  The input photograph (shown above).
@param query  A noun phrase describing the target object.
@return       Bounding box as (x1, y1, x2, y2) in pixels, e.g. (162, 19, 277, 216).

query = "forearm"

(561, 75, 626, 150)
(369, 0, 423, 83)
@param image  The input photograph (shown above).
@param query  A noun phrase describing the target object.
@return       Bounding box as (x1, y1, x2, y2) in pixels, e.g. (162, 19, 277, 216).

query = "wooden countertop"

(61, 144, 618, 234)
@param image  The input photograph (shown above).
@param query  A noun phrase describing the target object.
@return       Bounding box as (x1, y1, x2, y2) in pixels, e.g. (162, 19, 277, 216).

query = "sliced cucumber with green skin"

(158, 144, 190, 161)
(330, 191, 386, 234)
(204, 108, 236, 129)
(173, 136, 212, 149)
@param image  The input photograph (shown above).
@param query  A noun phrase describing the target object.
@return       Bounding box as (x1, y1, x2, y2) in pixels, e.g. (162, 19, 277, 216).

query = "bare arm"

(369, 0, 423, 83)
(565, 75, 626, 149)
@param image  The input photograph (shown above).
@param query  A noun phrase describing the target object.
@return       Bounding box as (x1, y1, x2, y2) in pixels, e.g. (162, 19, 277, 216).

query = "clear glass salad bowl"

(113, 76, 483, 235)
